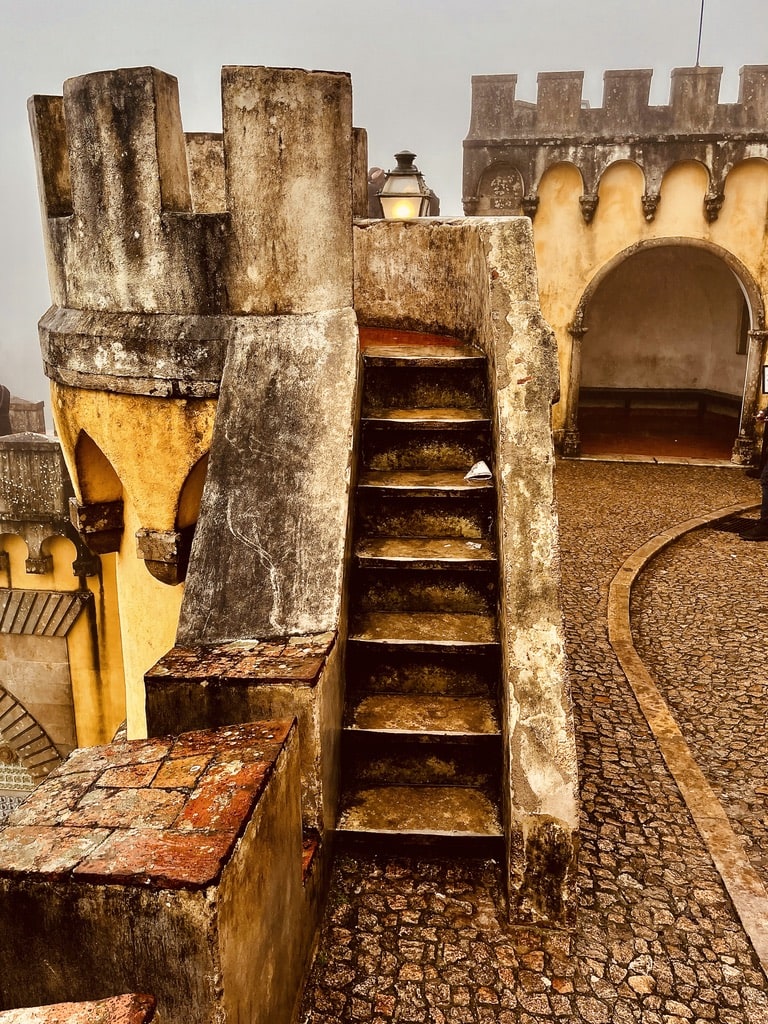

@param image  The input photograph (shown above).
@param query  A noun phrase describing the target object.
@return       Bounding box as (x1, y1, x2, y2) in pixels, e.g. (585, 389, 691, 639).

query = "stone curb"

(606, 499, 768, 979)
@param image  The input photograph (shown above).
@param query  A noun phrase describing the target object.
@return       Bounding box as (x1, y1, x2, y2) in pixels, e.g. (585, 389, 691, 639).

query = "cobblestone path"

(632, 514, 768, 887)
(300, 461, 768, 1023)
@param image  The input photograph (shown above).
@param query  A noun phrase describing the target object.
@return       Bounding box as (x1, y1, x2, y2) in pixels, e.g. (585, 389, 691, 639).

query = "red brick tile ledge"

(0, 993, 155, 1024)
(145, 633, 335, 687)
(0, 721, 294, 890)
(607, 498, 768, 979)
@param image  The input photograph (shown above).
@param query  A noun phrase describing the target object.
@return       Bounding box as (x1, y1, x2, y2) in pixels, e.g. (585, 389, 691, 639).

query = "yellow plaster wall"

(51, 385, 216, 526)
(49, 383, 216, 738)
(532, 159, 768, 434)
(0, 534, 127, 747)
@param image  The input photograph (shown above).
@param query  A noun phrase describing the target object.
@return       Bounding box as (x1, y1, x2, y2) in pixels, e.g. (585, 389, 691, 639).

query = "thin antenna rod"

(696, 0, 705, 66)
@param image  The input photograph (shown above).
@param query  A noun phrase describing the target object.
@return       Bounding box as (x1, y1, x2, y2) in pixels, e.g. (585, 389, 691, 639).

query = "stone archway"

(563, 238, 767, 461)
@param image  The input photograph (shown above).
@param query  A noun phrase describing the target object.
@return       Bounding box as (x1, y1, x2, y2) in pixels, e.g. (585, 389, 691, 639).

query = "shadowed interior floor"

(578, 407, 739, 459)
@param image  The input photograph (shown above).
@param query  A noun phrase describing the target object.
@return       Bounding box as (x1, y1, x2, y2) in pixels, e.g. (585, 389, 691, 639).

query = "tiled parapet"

(0, 721, 319, 1024)
(0, 994, 156, 1024)
(145, 634, 344, 834)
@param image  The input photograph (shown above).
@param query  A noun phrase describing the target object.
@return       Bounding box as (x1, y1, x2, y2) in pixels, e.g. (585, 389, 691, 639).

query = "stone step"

(345, 693, 500, 734)
(358, 468, 493, 497)
(342, 731, 501, 789)
(349, 611, 499, 649)
(354, 536, 496, 570)
(362, 424, 491, 471)
(337, 784, 504, 854)
(363, 407, 489, 427)
(346, 646, 499, 698)
(363, 366, 487, 414)
(363, 343, 485, 367)
(356, 493, 493, 540)
(353, 568, 496, 615)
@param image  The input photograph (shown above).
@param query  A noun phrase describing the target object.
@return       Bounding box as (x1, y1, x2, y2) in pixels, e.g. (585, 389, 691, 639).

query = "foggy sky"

(1, 0, 766, 412)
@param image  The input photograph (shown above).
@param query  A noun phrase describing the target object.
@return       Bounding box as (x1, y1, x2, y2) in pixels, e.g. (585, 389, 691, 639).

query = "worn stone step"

(337, 785, 503, 845)
(363, 343, 485, 367)
(355, 536, 496, 569)
(358, 468, 493, 497)
(342, 731, 501, 789)
(354, 568, 496, 614)
(346, 646, 499, 697)
(357, 494, 493, 540)
(363, 408, 489, 427)
(346, 694, 500, 734)
(362, 425, 491, 471)
(363, 366, 487, 414)
(349, 611, 499, 649)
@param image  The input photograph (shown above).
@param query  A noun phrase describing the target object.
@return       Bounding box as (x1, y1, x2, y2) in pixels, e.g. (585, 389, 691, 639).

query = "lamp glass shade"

(379, 193, 426, 219)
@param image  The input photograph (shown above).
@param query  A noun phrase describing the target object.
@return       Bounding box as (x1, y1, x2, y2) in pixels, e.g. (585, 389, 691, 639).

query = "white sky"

(1, 0, 766, 407)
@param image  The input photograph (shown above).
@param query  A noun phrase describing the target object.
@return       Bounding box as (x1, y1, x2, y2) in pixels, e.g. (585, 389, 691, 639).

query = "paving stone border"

(606, 498, 768, 978)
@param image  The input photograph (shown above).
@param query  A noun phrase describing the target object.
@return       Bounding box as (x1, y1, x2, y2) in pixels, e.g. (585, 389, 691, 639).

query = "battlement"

(29, 66, 362, 318)
(468, 65, 768, 141)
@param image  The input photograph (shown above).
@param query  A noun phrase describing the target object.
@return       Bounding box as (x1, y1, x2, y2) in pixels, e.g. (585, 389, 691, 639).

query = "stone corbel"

(521, 194, 540, 220)
(704, 191, 724, 223)
(69, 498, 124, 555)
(135, 528, 192, 586)
(641, 192, 660, 222)
(19, 523, 54, 575)
(579, 193, 599, 224)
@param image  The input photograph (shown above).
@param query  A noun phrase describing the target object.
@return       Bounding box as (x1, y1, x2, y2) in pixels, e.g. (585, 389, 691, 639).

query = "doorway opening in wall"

(577, 245, 749, 460)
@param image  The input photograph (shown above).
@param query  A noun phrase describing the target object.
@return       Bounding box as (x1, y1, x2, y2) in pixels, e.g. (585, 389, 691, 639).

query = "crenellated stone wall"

(464, 65, 768, 221)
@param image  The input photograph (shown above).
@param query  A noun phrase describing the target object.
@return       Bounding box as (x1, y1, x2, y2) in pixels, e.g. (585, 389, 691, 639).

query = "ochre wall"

(51, 384, 216, 737)
(532, 159, 768, 435)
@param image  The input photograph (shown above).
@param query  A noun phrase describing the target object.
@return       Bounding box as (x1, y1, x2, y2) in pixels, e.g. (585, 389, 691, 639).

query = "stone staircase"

(337, 329, 504, 856)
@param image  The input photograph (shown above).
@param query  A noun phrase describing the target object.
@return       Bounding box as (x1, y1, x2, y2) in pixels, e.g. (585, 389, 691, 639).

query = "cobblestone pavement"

(631, 515, 768, 886)
(300, 461, 768, 1023)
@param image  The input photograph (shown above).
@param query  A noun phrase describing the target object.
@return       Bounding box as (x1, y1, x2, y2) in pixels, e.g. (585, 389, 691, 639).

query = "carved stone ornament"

(641, 192, 660, 222)
(704, 190, 725, 222)
(568, 308, 588, 337)
(521, 194, 540, 219)
(562, 430, 581, 459)
(579, 193, 599, 224)
(489, 173, 523, 211)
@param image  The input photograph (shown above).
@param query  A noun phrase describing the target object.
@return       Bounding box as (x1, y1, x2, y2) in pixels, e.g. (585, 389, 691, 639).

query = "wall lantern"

(378, 151, 433, 219)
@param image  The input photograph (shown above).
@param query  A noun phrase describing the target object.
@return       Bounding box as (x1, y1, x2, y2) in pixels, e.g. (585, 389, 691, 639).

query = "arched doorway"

(565, 239, 766, 461)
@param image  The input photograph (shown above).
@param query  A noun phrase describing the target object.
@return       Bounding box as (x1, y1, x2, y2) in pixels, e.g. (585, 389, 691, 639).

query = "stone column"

(734, 328, 768, 463)
(562, 313, 587, 458)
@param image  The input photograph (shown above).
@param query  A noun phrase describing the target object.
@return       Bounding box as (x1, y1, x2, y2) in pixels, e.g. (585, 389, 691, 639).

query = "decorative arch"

(71, 431, 124, 555)
(562, 237, 767, 462)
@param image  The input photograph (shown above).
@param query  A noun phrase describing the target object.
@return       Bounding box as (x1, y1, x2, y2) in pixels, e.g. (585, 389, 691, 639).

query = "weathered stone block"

(177, 308, 359, 641)
(221, 65, 353, 314)
(0, 721, 316, 1024)
(0, 994, 156, 1024)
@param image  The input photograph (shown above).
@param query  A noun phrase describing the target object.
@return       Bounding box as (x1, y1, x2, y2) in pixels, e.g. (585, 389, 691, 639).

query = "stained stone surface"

(301, 461, 768, 1023)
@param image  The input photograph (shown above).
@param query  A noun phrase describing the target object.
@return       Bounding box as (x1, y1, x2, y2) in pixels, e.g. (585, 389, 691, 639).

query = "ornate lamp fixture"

(378, 151, 433, 219)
